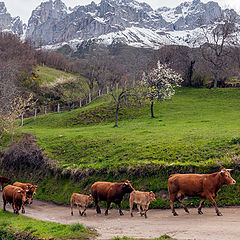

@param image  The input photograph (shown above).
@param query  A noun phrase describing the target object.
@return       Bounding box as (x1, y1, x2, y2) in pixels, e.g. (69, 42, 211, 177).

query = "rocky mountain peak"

(0, 2, 7, 14)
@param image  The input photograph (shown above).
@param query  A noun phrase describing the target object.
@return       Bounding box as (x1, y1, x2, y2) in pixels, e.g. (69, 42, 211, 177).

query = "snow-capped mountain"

(0, 2, 24, 35)
(0, 0, 239, 49)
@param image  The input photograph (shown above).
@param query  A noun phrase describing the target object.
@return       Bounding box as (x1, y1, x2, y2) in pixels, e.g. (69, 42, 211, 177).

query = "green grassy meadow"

(35, 65, 78, 84)
(22, 88, 240, 170)
(0, 209, 95, 240)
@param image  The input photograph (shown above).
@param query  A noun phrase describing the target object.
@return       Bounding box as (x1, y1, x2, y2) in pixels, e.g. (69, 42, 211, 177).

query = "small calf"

(70, 193, 93, 216)
(129, 190, 156, 218)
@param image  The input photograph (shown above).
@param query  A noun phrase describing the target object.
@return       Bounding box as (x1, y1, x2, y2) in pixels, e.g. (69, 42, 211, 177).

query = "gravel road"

(1, 192, 240, 240)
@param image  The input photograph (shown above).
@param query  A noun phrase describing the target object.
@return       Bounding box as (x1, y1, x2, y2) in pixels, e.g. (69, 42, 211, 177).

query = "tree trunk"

(213, 79, 218, 88)
(151, 101, 154, 118)
(115, 102, 120, 127)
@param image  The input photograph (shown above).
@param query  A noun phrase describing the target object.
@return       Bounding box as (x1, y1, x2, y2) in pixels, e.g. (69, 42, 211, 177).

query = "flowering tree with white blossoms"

(142, 61, 183, 118)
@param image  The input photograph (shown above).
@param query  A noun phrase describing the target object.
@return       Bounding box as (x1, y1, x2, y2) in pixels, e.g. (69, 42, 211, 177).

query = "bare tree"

(199, 14, 240, 87)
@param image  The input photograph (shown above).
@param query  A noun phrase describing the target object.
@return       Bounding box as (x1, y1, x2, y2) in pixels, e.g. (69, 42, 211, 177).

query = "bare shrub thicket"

(1, 133, 47, 172)
(0, 33, 36, 142)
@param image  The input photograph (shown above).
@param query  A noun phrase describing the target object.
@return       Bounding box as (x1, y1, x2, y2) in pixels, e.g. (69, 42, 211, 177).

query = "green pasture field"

(35, 65, 79, 84)
(22, 88, 240, 170)
(0, 209, 95, 240)
(3, 87, 240, 207)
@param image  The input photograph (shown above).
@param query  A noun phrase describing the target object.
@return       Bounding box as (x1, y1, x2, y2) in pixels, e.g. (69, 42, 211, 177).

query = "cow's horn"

(226, 169, 233, 172)
(17, 190, 21, 193)
(221, 169, 226, 173)
(124, 182, 129, 185)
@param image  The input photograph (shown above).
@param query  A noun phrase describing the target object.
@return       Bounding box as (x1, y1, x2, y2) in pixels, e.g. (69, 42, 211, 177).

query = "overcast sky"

(3, 0, 240, 23)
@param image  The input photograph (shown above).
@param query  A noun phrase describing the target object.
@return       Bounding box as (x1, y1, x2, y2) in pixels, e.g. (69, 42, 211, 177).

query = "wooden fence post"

(44, 106, 47, 115)
(80, 100, 82, 108)
(89, 93, 91, 103)
(99, 89, 101, 96)
(107, 86, 109, 94)
(34, 109, 37, 121)
(57, 104, 60, 113)
(21, 114, 24, 126)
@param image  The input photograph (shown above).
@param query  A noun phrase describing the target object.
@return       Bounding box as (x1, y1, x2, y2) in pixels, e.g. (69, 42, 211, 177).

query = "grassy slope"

(36, 65, 78, 84)
(5, 87, 240, 207)
(0, 209, 94, 240)
(22, 88, 240, 170)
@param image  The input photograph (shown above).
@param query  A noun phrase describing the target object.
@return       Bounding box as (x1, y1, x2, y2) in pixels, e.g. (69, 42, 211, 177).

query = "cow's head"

(148, 191, 156, 202)
(26, 185, 38, 204)
(88, 195, 94, 204)
(122, 180, 134, 193)
(17, 189, 27, 203)
(220, 168, 236, 185)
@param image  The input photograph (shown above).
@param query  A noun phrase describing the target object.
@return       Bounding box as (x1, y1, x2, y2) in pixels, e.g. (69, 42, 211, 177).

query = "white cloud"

(3, 0, 240, 23)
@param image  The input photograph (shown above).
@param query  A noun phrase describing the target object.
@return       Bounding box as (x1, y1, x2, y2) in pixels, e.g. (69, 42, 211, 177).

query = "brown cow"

(13, 182, 38, 204)
(0, 176, 11, 191)
(129, 190, 156, 218)
(91, 180, 134, 216)
(3, 185, 27, 214)
(168, 168, 236, 216)
(70, 193, 93, 216)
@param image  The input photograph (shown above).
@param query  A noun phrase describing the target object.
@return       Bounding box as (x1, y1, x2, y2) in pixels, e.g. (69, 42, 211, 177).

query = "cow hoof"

(173, 212, 178, 216)
(217, 212, 223, 216)
(105, 212, 108, 216)
(144, 215, 148, 219)
(22, 210, 25, 214)
(185, 209, 189, 214)
(120, 212, 124, 216)
(71, 212, 73, 216)
(198, 210, 203, 215)
(131, 213, 133, 217)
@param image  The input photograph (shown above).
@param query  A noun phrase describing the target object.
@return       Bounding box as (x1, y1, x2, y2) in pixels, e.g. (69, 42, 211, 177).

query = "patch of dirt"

(1, 192, 240, 240)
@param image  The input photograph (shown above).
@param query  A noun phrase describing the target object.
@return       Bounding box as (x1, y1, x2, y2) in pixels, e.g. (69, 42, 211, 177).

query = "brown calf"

(91, 180, 134, 216)
(3, 185, 27, 214)
(129, 190, 156, 218)
(70, 193, 93, 216)
(168, 168, 236, 216)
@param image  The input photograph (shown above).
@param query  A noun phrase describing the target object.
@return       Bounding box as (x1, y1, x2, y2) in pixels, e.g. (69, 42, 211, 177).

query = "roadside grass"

(0, 209, 95, 240)
(114, 235, 173, 240)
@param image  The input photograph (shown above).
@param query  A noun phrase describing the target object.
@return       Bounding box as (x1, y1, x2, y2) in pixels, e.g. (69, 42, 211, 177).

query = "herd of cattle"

(0, 168, 237, 218)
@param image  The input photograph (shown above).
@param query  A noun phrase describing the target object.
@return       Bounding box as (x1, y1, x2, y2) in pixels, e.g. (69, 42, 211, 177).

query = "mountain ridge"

(0, 0, 239, 48)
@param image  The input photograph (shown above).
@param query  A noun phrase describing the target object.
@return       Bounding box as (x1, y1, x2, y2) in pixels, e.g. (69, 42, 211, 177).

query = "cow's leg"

(143, 205, 148, 218)
(3, 199, 6, 211)
(21, 203, 25, 214)
(81, 207, 87, 216)
(207, 195, 222, 216)
(77, 204, 82, 216)
(118, 203, 124, 216)
(94, 197, 101, 214)
(177, 197, 189, 213)
(129, 200, 134, 217)
(137, 204, 143, 216)
(70, 202, 74, 216)
(198, 198, 206, 215)
(169, 193, 178, 216)
(105, 202, 111, 216)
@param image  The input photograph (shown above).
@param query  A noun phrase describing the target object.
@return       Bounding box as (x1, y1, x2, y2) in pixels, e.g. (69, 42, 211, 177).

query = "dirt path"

(1, 192, 240, 240)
